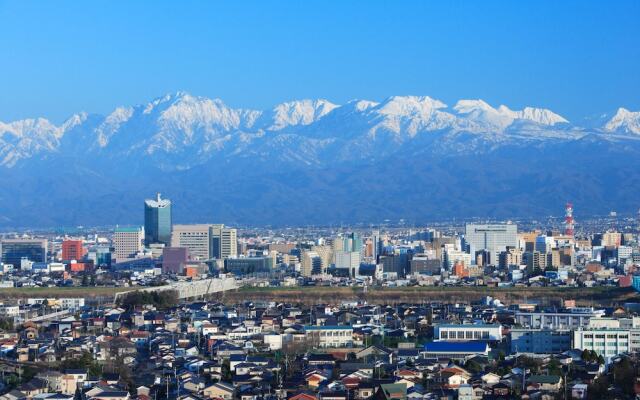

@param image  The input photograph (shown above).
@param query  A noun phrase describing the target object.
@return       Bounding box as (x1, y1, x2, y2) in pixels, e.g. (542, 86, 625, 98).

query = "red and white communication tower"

(565, 202, 575, 236)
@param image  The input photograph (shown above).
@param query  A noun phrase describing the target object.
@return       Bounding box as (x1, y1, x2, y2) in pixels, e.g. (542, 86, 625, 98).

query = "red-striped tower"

(565, 202, 575, 236)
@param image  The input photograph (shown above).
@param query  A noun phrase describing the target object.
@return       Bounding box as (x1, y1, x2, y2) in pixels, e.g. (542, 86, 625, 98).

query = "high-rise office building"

(171, 224, 212, 260)
(210, 224, 237, 259)
(311, 245, 333, 274)
(301, 250, 323, 277)
(370, 230, 381, 261)
(342, 232, 363, 254)
(144, 193, 172, 246)
(335, 250, 360, 277)
(87, 245, 112, 267)
(498, 246, 523, 268)
(0, 238, 48, 266)
(465, 223, 518, 265)
(535, 235, 555, 253)
(171, 223, 238, 260)
(113, 226, 144, 261)
(61, 239, 85, 261)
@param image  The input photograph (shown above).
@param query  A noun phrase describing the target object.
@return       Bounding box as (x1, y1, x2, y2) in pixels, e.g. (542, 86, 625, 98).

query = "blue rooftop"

(424, 341, 489, 353)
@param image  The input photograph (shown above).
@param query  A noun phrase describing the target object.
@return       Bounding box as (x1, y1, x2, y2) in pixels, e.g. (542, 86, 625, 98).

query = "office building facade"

(514, 308, 605, 330)
(170, 223, 238, 260)
(572, 328, 636, 360)
(225, 257, 273, 275)
(435, 324, 503, 342)
(301, 251, 323, 277)
(335, 250, 360, 277)
(510, 329, 572, 353)
(0, 238, 48, 266)
(113, 227, 144, 261)
(171, 224, 212, 260)
(210, 224, 237, 259)
(465, 224, 518, 265)
(342, 232, 363, 254)
(61, 240, 85, 261)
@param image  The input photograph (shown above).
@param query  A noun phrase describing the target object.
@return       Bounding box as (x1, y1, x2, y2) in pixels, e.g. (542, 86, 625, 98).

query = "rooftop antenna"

(564, 202, 574, 237)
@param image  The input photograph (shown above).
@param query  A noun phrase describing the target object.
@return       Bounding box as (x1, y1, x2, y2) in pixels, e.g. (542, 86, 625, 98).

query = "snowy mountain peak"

(96, 106, 135, 147)
(267, 99, 338, 130)
(370, 96, 454, 136)
(453, 99, 568, 130)
(453, 99, 495, 114)
(60, 112, 89, 134)
(0, 117, 58, 138)
(351, 100, 379, 112)
(379, 95, 448, 115)
(159, 95, 242, 130)
(0, 92, 633, 169)
(604, 107, 640, 134)
(518, 107, 568, 125)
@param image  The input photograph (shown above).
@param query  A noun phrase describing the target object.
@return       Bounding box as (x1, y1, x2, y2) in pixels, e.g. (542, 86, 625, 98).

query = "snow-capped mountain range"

(1, 92, 637, 169)
(1, 92, 639, 227)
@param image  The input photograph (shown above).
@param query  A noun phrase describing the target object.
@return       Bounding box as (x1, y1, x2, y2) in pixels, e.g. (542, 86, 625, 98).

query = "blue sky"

(0, 0, 638, 123)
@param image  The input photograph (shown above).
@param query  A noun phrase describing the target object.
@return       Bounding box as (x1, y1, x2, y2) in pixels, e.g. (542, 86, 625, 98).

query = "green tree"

(4, 374, 19, 388)
(547, 359, 562, 376)
(465, 359, 484, 374)
(221, 359, 232, 381)
(587, 376, 610, 400)
(60, 351, 102, 377)
(612, 358, 635, 396)
(0, 317, 14, 331)
(116, 290, 179, 310)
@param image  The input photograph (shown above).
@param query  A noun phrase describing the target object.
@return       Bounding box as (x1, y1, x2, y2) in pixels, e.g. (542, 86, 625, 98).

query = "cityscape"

(1, 194, 640, 400)
(1, 1, 640, 400)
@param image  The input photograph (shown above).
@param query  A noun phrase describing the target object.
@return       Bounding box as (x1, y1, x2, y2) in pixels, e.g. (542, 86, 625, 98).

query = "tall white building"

(171, 224, 212, 260)
(170, 224, 237, 260)
(465, 224, 518, 265)
(113, 226, 144, 261)
(335, 251, 360, 277)
(210, 224, 237, 259)
(443, 244, 472, 269)
(618, 246, 633, 266)
(572, 328, 637, 360)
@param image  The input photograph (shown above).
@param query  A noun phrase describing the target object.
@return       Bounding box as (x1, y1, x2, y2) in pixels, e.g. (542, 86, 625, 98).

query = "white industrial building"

(435, 324, 503, 341)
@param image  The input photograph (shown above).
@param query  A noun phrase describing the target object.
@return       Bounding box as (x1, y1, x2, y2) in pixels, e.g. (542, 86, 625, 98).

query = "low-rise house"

(203, 382, 235, 400)
(526, 375, 563, 392)
(373, 383, 407, 400)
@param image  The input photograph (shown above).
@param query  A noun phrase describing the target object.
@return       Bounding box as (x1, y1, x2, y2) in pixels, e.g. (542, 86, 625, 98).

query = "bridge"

(113, 276, 241, 303)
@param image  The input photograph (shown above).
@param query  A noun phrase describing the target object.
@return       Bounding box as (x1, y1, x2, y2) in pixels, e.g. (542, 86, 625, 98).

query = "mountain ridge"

(0, 91, 636, 169)
(0, 92, 638, 227)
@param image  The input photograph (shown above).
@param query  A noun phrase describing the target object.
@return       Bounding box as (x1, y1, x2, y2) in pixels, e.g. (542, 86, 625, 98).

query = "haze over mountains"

(1, 92, 639, 228)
